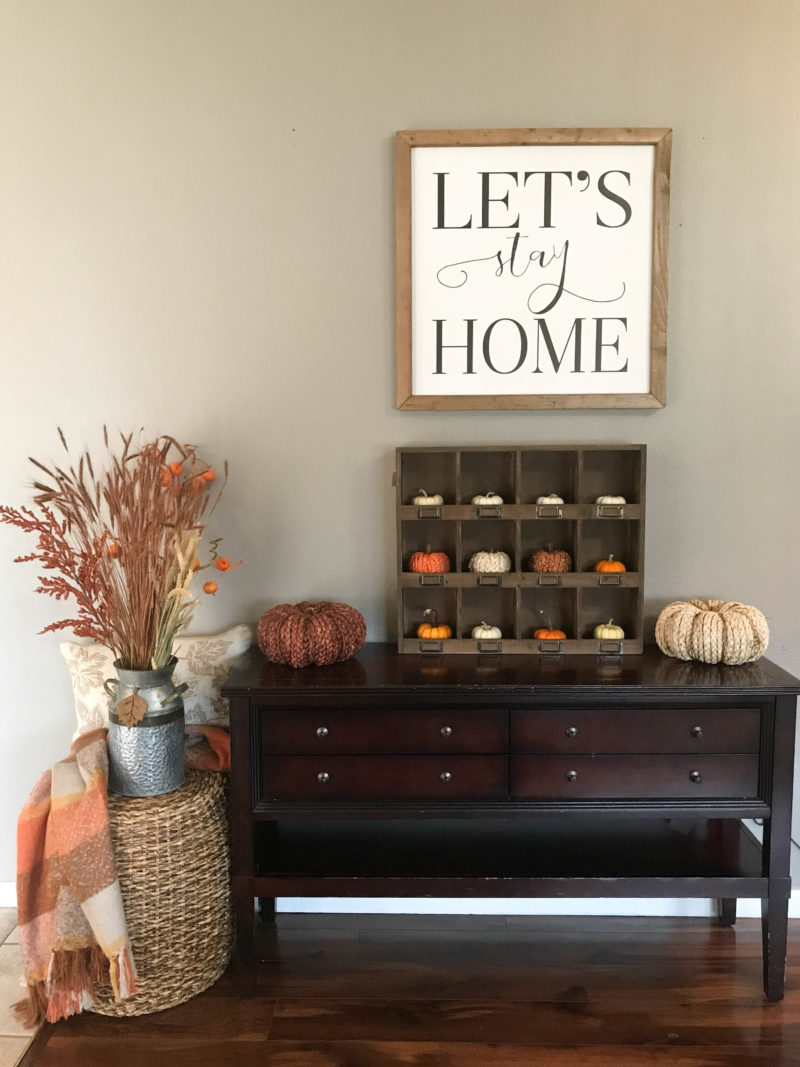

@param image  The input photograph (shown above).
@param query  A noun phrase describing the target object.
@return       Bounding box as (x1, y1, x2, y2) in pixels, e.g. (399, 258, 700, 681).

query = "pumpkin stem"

(418, 488, 427, 496)
(608, 553, 615, 561)
(425, 544, 432, 554)
(423, 607, 438, 625)
(606, 619, 614, 625)
(546, 542, 554, 552)
(538, 610, 553, 631)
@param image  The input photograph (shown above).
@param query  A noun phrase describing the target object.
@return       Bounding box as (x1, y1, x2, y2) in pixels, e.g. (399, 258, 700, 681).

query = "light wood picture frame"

(396, 128, 671, 410)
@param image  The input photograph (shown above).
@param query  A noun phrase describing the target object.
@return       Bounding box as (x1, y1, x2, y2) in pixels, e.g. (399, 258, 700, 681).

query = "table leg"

(235, 896, 255, 965)
(717, 898, 737, 926)
(760, 696, 796, 1002)
(762, 896, 789, 1002)
(259, 897, 276, 923)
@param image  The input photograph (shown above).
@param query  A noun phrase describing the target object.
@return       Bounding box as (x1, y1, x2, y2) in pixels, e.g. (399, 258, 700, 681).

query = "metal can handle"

(161, 682, 190, 706)
(103, 677, 119, 698)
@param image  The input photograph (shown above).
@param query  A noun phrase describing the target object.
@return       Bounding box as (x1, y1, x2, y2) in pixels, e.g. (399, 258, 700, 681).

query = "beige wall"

(1, 0, 799, 882)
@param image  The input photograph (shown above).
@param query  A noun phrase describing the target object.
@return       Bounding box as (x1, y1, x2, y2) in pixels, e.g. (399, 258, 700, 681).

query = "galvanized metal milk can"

(105, 658, 187, 797)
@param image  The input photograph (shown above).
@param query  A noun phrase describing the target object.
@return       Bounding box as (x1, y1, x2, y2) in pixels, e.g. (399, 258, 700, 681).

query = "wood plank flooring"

(28, 914, 800, 1065)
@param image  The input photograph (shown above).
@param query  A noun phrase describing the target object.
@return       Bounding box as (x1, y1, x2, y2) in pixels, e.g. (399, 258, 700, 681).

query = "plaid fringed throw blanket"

(15, 729, 136, 1025)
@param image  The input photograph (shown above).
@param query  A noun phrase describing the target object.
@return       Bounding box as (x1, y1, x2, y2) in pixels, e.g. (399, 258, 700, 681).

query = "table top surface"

(222, 644, 800, 698)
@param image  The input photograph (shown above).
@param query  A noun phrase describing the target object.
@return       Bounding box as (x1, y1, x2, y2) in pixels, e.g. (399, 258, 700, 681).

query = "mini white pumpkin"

(593, 618, 625, 640)
(468, 550, 512, 574)
(472, 621, 502, 639)
(536, 493, 564, 505)
(471, 491, 504, 505)
(413, 489, 444, 505)
(596, 494, 626, 505)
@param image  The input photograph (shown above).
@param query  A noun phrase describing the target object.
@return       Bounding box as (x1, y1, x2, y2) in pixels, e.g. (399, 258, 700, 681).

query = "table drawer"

(262, 755, 508, 801)
(260, 709, 507, 754)
(511, 754, 760, 799)
(510, 708, 760, 754)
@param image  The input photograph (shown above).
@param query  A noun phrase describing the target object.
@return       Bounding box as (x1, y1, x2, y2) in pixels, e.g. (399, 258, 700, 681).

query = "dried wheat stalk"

(0, 428, 228, 669)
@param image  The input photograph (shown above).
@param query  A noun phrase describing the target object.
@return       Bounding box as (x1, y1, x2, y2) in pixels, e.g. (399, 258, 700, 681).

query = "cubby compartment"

(395, 446, 645, 654)
(401, 587, 458, 641)
(520, 588, 577, 641)
(458, 451, 516, 504)
(579, 519, 641, 574)
(460, 519, 517, 573)
(520, 450, 578, 505)
(401, 519, 458, 573)
(520, 520, 577, 575)
(400, 450, 457, 506)
(580, 448, 643, 506)
(461, 588, 517, 641)
(580, 587, 640, 642)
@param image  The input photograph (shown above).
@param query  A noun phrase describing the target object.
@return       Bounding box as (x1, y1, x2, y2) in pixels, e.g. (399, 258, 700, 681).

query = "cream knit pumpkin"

(655, 599, 769, 665)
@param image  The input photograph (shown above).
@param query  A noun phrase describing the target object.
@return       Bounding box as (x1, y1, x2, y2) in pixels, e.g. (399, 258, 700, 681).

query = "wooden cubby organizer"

(396, 445, 646, 655)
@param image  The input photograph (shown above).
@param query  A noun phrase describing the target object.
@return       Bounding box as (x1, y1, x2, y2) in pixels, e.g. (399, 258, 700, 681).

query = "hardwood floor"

(28, 914, 800, 1065)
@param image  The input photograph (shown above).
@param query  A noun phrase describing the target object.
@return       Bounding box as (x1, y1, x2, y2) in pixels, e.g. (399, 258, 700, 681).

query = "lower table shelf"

(253, 817, 765, 898)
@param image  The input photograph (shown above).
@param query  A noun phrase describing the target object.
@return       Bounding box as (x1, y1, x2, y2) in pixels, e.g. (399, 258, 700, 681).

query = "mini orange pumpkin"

(594, 553, 626, 573)
(533, 611, 566, 640)
(417, 608, 452, 640)
(409, 544, 451, 573)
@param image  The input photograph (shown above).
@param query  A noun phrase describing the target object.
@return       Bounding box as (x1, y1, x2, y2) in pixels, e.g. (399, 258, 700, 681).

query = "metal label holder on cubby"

(598, 639, 624, 655)
(396, 445, 645, 656)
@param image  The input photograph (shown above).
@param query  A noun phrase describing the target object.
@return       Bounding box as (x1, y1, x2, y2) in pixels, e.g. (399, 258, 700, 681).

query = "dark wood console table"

(223, 645, 800, 1000)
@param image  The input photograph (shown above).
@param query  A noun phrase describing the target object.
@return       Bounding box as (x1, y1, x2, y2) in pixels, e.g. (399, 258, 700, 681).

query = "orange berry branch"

(0, 427, 241, 670)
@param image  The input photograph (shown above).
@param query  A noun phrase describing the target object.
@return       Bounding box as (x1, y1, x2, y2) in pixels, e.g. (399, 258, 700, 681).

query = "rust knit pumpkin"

(530, 544, 572, 574)
(257, 601, 366, 668)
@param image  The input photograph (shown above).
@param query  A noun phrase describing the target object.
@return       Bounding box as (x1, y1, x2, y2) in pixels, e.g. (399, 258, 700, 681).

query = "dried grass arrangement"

(0, 428, 240, 670)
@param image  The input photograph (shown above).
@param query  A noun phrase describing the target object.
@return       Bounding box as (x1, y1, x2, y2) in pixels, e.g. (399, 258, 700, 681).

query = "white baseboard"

(277, 895, 800, 918)
(0, 883, 15, 909)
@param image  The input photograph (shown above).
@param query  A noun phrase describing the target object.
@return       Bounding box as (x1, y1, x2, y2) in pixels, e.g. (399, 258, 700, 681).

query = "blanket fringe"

(14, 944, 114, 1026)
(13, 981, 48, 1029)
(108, 946, 138, 1001)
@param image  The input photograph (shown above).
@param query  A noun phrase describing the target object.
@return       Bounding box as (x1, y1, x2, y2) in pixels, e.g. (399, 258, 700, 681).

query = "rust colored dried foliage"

(0, 428, 227, 670)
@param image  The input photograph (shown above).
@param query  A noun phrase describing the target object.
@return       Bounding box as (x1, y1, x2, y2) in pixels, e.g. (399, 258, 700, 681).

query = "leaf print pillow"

(61, 624, 252, 737)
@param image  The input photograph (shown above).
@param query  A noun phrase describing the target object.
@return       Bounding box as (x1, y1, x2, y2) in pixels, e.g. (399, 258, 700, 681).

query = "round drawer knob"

(565, 726, 578, 739)
(689, 770, 703, 784)
(440, 726, 453, 738)
(691, 726, 703, 739)
(316, 726, 329, 738)
(317, 771, 330, 784)
(566, 770, 578, 783)
(440, 771, 452, 784)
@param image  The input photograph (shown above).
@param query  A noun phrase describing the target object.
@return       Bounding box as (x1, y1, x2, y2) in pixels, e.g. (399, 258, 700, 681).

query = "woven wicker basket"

(90, 770, 233, 1016)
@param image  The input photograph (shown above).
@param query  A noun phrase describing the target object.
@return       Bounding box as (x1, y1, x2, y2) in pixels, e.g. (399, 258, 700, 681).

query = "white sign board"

(396, 130, 671, 410)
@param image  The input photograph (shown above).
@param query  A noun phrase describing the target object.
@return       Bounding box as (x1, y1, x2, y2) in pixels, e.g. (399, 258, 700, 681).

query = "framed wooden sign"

(396, 128, 671, 410)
